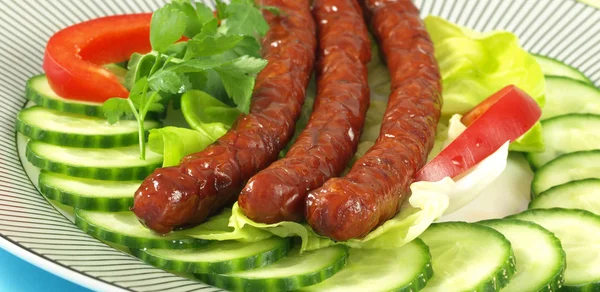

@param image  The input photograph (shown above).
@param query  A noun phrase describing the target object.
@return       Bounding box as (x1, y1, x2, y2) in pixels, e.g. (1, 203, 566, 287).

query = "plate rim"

(0, 235, 128, 292)
(1, 0, 599, 291)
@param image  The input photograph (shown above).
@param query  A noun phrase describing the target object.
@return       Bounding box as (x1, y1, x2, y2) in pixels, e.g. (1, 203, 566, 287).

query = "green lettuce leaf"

(185, 178, 450, 253)
(186, 116, 509, 251)
(184, 60, 506, 252)
(184, 19, 521, 250)
(181, 90, 241, 140)
(148, 90, 241, 167)
(427, 114, 467, 161)
(183, 208, 272, 241)
(148, 126, 213, 167)
(424, 16, 546, 152)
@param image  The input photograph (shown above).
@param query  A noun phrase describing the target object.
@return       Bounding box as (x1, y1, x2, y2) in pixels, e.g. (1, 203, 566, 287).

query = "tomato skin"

(460, 85, 513, 126)
(415, 85, 541, 182)
(43, 14, 153, 103)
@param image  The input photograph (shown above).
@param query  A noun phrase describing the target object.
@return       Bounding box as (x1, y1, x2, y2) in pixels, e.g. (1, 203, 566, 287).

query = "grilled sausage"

(132, 0, 317, 234)
(238, 0, 371, 224)
(305, 0, 442, 241)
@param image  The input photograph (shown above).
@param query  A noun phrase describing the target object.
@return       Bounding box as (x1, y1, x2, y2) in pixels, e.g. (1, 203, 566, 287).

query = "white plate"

(0, 0, 598, 291)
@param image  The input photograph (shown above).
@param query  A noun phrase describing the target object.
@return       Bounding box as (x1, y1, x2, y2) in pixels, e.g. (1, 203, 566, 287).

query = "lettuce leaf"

(441, 141, 509, 215)
(183, 208, 272, 241)
(187, 143, 507, 252)
(427, 114, 467, 160)
(148, 127, 214, 167)
(184, 21, 518, 250)
(181, 90, 241, 140)
(424, 16, 546, 153)
(148, 90, 241, 167)
(186, 113, 509, 252)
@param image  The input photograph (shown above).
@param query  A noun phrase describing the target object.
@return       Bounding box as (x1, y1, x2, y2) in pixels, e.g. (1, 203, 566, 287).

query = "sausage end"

(132, 167, 201, 234)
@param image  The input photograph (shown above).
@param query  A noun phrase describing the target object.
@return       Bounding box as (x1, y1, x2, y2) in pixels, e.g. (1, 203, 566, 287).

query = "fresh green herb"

(171, 0, 203, 37)
(185, 34, 245, 59)
(218, 2, 269, 39)
(150, 5, 187, 53)
(200, 18, 219, 35)
(104, 77, 164, 159)
(104, 0, 270, 160)
(194, 2, 215, 24)
(214, 56, 268, 113)
(230, 0, 285, 17)
(148, 70, 191, 94)
(215, 0, 228, 20)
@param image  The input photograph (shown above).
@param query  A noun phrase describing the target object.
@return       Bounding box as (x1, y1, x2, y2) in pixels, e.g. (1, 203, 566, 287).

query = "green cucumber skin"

(26, 75, 164, 120)
(530, 150, 600, 197)
(16, 110, 157, 149)
(508, 208, 600, 291)
(526, 114, 600, 172)
(393, 266, 432, 292)
(395, 240, 434, 292)
(560, 284, 600, 292)
(196, 247, 349, 292)
(533, 54, 593, 85)
(529, 178, 600, 214)
(476, 243, 516, 292)
(401, 266, 433, 292)
(38, 172, 134, 212)
(478, 219, 566, 292)
(300, 239, 433, 292)
(75, 211, 207, 249)
(26, 143, 161, 181)
(26, 75, 105, 117)
(131, 238, 292, 274)
(422, 222, 517, 292)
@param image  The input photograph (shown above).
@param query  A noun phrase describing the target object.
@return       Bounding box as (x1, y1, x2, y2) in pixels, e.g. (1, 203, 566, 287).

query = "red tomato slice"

(43, 14, 153, 103)
(415, 85, 542, 182)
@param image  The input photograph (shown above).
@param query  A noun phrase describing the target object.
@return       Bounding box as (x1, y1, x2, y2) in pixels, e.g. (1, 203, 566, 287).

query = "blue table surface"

(0, 247, 91, 292)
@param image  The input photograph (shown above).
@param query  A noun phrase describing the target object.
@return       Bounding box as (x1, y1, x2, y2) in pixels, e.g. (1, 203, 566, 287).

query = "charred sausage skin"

(132, 0, 317, 234)
(305, 0, 442, 241)
(238, 0, 371, 224)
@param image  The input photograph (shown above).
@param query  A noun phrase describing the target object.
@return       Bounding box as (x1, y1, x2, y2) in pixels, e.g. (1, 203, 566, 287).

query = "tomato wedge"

(43, 14, 153, 103)
(415, 85, 542, 182)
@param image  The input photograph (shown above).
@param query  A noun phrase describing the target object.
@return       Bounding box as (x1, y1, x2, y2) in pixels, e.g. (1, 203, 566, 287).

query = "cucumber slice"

(26, 75, 105, 117)
(541, 76, 600, 120)
(419, 222, 516, 292)
(25, 74, 163, 120)
(26, 141, 162, 181)
(131, 237, 291, 274)
(531, 150, 600, 196)
(75, 210, 207, 249)
(299, 239, 433, 292)
(38, 171, 139, 211)
(196, 245, 348, 292)
(478, 219, 565, 292)
(16, 106, 161, 148)
(509, 208, 600, 290)
(534, 54, 593, 85)
(530, 178, 600, 215)
(526, 114, 600, 169)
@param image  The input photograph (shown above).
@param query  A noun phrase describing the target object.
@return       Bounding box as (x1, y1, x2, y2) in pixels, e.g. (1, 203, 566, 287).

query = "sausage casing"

(238, 0, 371, 224)
(132, 0, 317, 234)
(305, 0, 442, 241)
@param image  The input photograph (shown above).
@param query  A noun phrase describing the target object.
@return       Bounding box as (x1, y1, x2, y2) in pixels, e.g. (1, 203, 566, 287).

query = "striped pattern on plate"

(0, 0, 598, 291)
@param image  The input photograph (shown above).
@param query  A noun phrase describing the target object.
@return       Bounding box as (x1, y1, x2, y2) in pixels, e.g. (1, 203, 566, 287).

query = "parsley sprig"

(103, 0, 273, 159)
